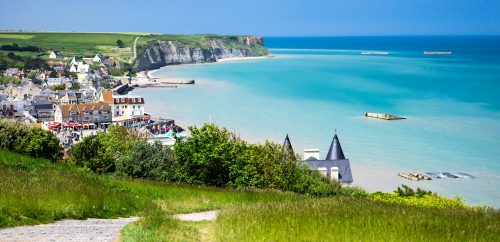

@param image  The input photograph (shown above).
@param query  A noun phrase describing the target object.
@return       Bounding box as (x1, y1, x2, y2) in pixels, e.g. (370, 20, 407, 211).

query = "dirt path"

(130, 36, 140, 64)
(0, 217, 139, 242)
(0, 211, 219, 242)
(173, 210, 219, 222)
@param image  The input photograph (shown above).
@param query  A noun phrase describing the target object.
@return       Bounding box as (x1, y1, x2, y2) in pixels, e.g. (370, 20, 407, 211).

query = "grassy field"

(1, 149, 499, 241)
(0, 32, 268, 64)
(213, 199, 500, 241)
(0, 32, 148, 62)
(0, 149, 300, 240)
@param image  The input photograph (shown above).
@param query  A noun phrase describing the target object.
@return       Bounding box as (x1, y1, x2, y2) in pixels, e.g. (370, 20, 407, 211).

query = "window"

(133, 105, 135, 109)
(84, 111, 90, 115)
(84, 117, 90, 121)
(93, 110, 99, 114)
(103, 115, 108, 119)
(70, 111, 77, 115)
(131, 98, 135, 103)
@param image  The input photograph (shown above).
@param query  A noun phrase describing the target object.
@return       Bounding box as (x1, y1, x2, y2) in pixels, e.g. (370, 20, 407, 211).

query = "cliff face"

(135, 36, 268, 72)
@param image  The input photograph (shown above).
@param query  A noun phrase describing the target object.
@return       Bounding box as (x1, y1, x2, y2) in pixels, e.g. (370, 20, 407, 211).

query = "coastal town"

(1, 0, 500, 239)
(0, 49, 184, 152)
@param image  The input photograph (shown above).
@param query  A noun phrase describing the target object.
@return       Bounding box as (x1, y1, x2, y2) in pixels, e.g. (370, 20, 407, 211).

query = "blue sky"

(1, 0, 499, 36)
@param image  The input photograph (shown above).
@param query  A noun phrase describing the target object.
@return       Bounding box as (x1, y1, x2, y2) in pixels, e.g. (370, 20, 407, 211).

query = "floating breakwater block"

(425, 172, 474, 179)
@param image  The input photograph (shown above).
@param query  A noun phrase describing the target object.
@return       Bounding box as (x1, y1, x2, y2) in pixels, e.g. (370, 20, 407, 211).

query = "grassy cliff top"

(0, 32, 268, 63)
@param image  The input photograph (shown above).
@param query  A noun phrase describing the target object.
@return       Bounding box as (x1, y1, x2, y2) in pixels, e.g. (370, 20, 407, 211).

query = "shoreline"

(146, 55, 270, 79)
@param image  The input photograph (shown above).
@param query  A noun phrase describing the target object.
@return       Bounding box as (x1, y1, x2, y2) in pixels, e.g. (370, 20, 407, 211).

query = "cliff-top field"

(0, 32, 267, 64)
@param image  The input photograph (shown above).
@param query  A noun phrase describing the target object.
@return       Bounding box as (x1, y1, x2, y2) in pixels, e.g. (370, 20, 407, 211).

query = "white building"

(46, 77, 65, 86)
(49, 51, 63, 59)
(69, 62, 90, 73)
(92, 53, 105, 62)
(100, 91, 146, 119)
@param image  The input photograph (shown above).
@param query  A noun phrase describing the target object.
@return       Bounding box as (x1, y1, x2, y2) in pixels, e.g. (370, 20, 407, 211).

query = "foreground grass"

(0, 150, 145, 227)
(213, 198, 500, 241)
(2, 149, 499, 241)
(0, 149, 300, 240)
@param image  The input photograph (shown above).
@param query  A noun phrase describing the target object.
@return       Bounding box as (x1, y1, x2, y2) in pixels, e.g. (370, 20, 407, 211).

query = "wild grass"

(0, 32, 141, 61)
(121, 203, 210, 242)
(0, 149, 300, 236)
(0, 150, 145, 227)
(2, 149, 499, 241)
(213, 198, 500, 241)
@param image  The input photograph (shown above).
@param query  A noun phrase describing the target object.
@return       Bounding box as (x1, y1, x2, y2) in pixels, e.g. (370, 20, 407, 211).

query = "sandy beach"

(133, 56, 270, 87)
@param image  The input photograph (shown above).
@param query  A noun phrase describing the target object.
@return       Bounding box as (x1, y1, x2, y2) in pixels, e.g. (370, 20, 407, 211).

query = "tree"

(18, 128, 61, 161)
(174, 124, 250, 186)
(70, 125, 138, 173)
(7, 52, 16, 59)
(70, 134, 114, 173)
(116, 39, 125, 48)
(69, 72, 78, 79)
(52, 84, 66, 90)
(117, 141, 177, 180)
(0, 120, 61, 161)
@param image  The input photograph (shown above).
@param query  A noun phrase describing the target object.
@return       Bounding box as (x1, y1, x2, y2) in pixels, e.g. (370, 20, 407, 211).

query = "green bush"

(369, 185, 467, 209)
(70, 125, 137, 173)
(0, 119, 30, 151)
(108, 67, 124, 76)
(17, 128, 61, 161)
(173, 123, 341, 196)
(116, 141, 177, 181)
(0, 76, 22, 85)
(69, 134, 114, 173)
(0, 119, 60, 161)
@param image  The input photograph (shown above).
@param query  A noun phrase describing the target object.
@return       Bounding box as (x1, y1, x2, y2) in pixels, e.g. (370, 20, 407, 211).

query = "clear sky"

(1, 0, 499, 36)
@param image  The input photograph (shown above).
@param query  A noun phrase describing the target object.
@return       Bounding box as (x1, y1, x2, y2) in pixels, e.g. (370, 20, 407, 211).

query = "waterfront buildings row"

(0, 79, 147, 128)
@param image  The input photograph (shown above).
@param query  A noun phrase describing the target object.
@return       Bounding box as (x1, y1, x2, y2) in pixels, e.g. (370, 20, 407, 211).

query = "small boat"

(425, 172, 474, 179)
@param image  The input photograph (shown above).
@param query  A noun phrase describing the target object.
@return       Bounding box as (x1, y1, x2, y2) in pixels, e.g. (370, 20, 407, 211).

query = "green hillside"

(0, 32, 268, 65)
(0, 32, 148, 62)
(1, 149, 498, 241)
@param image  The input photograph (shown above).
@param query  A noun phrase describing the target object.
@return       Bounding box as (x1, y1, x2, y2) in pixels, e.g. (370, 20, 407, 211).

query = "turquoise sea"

(132, 36, 500, 207)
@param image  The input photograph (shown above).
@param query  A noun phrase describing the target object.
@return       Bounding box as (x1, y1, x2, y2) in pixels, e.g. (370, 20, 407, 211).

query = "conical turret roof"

(283, 134, 294, 155)
(325, 134, 345, 160)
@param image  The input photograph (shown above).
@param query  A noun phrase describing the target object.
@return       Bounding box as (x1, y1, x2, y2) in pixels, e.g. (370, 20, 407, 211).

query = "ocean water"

(132, 36, 500, 207)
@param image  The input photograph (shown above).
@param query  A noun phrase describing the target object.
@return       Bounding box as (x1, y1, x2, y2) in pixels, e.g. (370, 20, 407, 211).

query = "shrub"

(70, 125, 137, 173)
(370, 185, 467, 209)
(0, 119, 30, 150)
(116, 141, 177, 181)
(108, 67, 124, 76)
(174, 123, 342, 196)
(116, 39, 125, 48)
(70, 134, 117, 173)
(174, 124, 249, 186)
(17, 127, 61, 161)
(0, 119, 61, 161)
